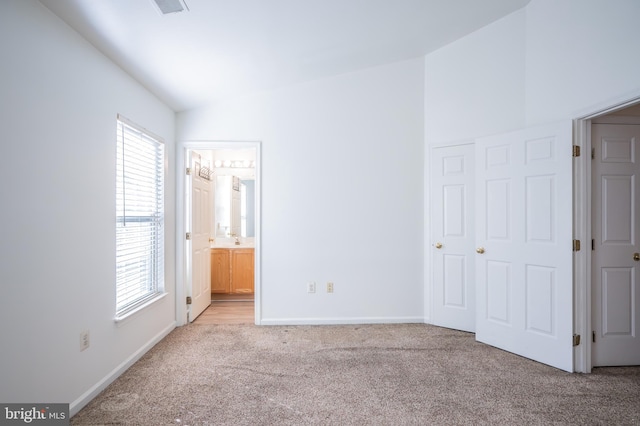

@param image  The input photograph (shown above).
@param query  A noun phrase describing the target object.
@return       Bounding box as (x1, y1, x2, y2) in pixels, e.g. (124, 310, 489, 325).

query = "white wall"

(424, 9, 527, 144)
(178, 58, 425, 323)
(424, 0, 640, 142)
(0, 0, 176, 414)
(525, 0, 640, 124)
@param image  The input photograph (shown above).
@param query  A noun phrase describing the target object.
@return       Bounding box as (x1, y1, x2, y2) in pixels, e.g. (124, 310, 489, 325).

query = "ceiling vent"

(151, 0, 189, 15)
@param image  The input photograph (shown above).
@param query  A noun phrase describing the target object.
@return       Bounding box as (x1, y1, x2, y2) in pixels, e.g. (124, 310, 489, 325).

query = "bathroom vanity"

(211, 247, 254, 294)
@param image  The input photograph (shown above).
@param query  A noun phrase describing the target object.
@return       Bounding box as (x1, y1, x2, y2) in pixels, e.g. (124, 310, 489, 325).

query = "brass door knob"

(435, 242, 443, 249)
(476, 247, 485, 254)
(634, 253, 640, 261)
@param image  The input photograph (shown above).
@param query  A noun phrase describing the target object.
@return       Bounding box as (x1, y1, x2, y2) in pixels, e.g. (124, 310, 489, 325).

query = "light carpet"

(71, 323, 640, 425)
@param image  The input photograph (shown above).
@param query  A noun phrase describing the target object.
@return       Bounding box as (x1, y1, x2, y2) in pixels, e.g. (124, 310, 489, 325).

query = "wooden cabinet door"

(211, 249, 230, 293)
(231, 249, 254, 294)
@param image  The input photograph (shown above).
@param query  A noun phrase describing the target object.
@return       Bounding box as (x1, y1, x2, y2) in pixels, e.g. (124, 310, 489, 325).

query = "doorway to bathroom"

(176, 141, 261, 326)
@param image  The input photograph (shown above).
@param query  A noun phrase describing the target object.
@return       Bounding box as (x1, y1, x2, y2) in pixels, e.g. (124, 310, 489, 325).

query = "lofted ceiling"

(39, 0, 531, 112)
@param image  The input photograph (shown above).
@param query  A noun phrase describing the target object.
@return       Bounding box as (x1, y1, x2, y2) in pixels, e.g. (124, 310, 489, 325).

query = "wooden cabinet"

(231, 249, 254, 293)
(211, 249, 231, 293)
(211, 248, 254, 294)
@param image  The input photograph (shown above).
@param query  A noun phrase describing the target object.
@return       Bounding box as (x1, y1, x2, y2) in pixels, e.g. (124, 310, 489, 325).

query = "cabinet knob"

(435, 242, 443, 249)
(476, 247, 485, 254)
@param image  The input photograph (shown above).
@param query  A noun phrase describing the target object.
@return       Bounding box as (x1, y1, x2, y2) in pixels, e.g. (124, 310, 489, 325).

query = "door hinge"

(591, 148, 595, 159)
(186, 296, 192, 305)
(592, 331, 596, 343)
(592, 239, 595, 251)
(186, 232, 192, 240)
(573, 239, 581, 251)
(573, 334, 581, 347)
(572, 145, 581, 157)
(186, 167, 192, 175)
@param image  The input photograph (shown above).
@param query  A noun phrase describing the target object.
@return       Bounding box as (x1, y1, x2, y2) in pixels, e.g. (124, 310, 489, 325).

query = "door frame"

(176, 140, 262, 327)
(573, 93, 640, 373)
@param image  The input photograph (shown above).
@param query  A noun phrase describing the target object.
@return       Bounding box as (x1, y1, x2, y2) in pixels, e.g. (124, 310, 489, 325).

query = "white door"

(431, 143, 476, 332)
(592, 123, 640, 366)
(190, 153, 212, 321)
(475, 122, 574, 372)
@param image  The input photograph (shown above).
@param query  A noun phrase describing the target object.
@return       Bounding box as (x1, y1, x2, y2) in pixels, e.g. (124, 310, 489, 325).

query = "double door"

(431, 122, 573, 372)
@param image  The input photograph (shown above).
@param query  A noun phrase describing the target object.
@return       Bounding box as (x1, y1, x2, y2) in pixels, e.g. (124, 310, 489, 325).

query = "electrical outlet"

(327, 282, 334, 293)
(79, 330, 90, 352)
(307, 281, 316, 293)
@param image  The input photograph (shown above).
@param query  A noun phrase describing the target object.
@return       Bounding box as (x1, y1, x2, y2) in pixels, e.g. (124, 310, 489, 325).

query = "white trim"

(573, 118, 591, 373)
(114, 292, 169, 324)
(572, 89, 640, 121)
(176, 140, 262, 327)
(261, 317, 425, 326)
(116, 113, 165, 144)
(423, 139, 431, 324)
(591, 115, 640, 125)
(69, 321, 175, 416)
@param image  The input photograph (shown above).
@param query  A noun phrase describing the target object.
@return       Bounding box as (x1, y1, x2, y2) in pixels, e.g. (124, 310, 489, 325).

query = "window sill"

(114, 292, 168, 325)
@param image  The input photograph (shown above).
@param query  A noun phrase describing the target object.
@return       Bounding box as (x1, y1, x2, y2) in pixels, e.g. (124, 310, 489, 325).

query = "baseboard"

(260, 317, 424, 326)
(69, 321, 176, 417)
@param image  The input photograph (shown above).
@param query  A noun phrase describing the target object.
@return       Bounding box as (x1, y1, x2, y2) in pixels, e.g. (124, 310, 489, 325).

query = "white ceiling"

(39, 0, 531, 112)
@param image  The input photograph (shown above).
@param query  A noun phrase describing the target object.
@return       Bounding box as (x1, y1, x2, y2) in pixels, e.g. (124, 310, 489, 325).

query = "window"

(115, 115, 165, 318)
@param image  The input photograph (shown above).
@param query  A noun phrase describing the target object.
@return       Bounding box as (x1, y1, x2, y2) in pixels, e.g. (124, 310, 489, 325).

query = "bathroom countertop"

(211, 244, 254, 249)
(211, 237, 255, 249)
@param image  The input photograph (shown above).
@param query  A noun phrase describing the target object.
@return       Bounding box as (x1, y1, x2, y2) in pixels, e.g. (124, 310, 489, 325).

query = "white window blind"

(116, 115, 165, 317)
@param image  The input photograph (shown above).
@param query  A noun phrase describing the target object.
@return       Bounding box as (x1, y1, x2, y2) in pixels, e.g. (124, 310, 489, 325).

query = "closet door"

(475, 122, 574, 372)
(591, 123, 640, 366)
(431, 143, 475, 332)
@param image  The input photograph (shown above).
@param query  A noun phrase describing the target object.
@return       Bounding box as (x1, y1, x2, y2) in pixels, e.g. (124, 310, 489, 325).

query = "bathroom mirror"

(214, 176, 255, 238)
(214, 175, 238, 237)
(209, 148, 256, 239)
(240, 178, 256, 237)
